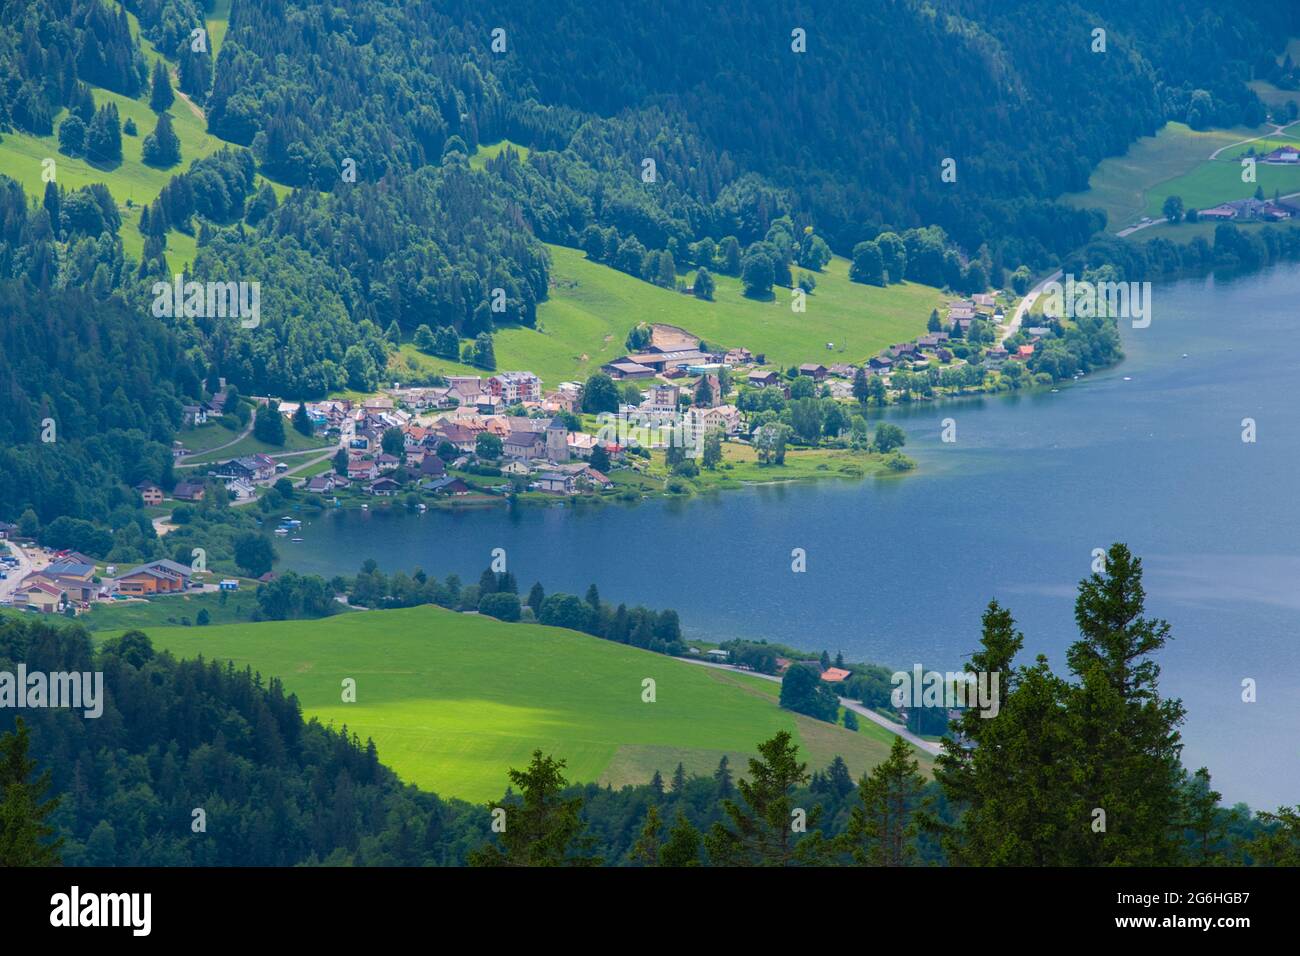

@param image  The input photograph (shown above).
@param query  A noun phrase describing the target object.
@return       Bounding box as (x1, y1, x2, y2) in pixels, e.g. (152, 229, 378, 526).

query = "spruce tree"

(704, 731, 825, 865)
(1064, 543, 1186, 865)
(631, 804, 662, 865)
(468, 751, 598, 866)
(526, 582, 545, 613)
(149, 59, 174, 112)
(841, 736, 926, 866)
(0, 718, 64, 866)
(659, 813, 703, 866)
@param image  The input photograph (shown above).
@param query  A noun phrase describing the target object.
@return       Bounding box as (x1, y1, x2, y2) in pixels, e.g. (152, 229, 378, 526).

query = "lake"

(282, 262, 1300, 809)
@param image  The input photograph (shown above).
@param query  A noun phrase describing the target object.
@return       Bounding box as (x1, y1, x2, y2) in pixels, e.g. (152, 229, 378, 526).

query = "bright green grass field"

(1144, 156, 1300, 219)
(206, 0, 232, 56)
(1061, 122, 1278, 231)
(131, 605, 926, 801)
(469, 139, 531, 170)
(177, 425, 333, 467)
(398, 244, 942, 386)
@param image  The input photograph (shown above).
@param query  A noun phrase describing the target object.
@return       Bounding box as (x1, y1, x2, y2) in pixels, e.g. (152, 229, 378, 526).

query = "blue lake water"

(283, 262, 1300, 809)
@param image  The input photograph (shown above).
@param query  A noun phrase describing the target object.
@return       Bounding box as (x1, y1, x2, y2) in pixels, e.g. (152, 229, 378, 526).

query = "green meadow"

(468, 139, 532, 170)
(1061, 121, 1281, 231)
(397, 243, 942, 386)
(131, 604, 926, 801)
(0, 2, 286, 268)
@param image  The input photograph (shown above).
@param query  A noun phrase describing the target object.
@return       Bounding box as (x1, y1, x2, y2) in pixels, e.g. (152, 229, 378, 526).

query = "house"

(1261, 146, 1300, 165)
(648, 384, 680, 407)
(219, 579, 240, 591)
(535, 471, 576, 494)
(211, 458, 256, 482)
(432, 422, 478, 453)
(0, 522, 17, 539)
(691, 404, 743, 435)
(972, 293, 997, 308)
(24, 562, 96, 604)
(347, 459, 380, 482)
(868, 355, 894, 371)
(577, 466, 612, 490)
(172, 481, 206, 502)
(487, 372, 543, 405)
(447, 376, 483, 404)
(798, 363, 828, 380)
(1197, 203, 1237, 220)
(13, 580, 62, 613)
(917, 333, 950, 351)
(723, 347, 754, 365)
(367, 477, 401, 496)
(747, 370, 780, 387)
(182, 404, 208, 427)
(985, 346, 1009, 366)
(206, 389, 232, 416)
(418, 455, 447, 478)
(705, 649, 729, 661)
(502, 460, 532, 477)
(821, 667, 852, 683)
(305, 475, 336, 494)
(423, 475, 470, 496)
(374, 453, 402, 472)
(136, 481, 164, 506)
(116, 560, 192, 595)
(566, 431, 599, 459)
(1016, 344, 1035, 359)
(887, 342, 918, 359)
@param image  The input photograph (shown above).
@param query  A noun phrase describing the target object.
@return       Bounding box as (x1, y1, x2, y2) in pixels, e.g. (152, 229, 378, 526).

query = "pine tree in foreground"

(841, 736, 926, 866)
(704, 730, 826, 866)
(469, 750, 599, 867)
(0, 718, 64, 866)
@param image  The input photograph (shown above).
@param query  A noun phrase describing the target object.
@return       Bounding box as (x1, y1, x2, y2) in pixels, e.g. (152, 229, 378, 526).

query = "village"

(141, 292, 1055, 514)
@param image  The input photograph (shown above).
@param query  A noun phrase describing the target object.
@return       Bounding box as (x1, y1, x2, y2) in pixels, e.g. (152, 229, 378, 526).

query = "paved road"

(676, 657, 943, 756)
(0, 540, 45, 603)
(999, 269, 1063, 345)
(177, 408, 256, 465)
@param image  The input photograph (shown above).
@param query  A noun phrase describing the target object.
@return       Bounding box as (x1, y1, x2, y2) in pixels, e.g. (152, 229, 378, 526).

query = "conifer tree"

(659, 813, 703, 867)
(632, 804, 662, 865)
(704, 731, 825, 866)
(0, 718, 64, 866)
(469, 751, 598, 866)
(149, 58, 174, 112)
(841, 736, 926, 866)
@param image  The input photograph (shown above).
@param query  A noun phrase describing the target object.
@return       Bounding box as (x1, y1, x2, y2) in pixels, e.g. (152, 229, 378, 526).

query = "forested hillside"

(206, 0, 1298, 263)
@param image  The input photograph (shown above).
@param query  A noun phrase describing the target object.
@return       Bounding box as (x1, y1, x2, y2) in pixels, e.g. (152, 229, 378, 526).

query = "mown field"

(1060, 121, 1289, 231)
(129, 604, 927, 801)
(397, 243, 943, 386)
